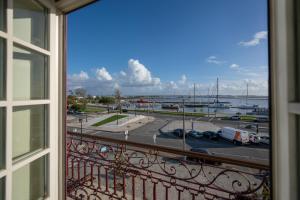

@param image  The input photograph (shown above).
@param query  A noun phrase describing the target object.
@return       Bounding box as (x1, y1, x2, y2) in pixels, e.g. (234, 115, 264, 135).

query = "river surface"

(124, 96, 269, 116)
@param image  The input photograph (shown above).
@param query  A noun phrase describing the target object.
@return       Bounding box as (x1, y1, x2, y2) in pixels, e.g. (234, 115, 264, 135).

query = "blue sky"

(68, 0, 268, 96)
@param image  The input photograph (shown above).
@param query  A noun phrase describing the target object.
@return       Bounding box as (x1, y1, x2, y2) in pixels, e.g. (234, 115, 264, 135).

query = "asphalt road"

(93, 112, 270, 165)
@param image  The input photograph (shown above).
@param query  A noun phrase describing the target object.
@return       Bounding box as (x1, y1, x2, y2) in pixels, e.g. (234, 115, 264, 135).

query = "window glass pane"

(296, 0, 300, 101)
(13, 0, 48, 49)
(0, 177, 4, 200)
(12, 105, 48, 160)
(0, 107, 5, 169)
(0, 38, 5, 100)
(0, 0, 5, 31)
(13, 45, 48, 100)
(12, 156, 48, 200)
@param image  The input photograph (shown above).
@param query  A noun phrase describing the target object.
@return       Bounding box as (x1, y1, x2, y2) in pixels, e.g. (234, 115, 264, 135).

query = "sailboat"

(208, 78, 230, 109)
(185, 83, 206, 108)
(238, 83, 258, 109)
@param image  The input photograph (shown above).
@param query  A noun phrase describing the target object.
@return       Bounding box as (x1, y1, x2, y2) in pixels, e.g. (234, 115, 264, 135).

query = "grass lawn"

(129, 109, 205, 117)
(223, 115, 257, 121)
(240, 115, 257, 121)
(84, 107, 106, 113)
(92, 114, 128, 126)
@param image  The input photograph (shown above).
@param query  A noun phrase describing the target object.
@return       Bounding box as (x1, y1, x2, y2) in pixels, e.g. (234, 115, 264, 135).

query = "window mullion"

(6, 0, 13, 199)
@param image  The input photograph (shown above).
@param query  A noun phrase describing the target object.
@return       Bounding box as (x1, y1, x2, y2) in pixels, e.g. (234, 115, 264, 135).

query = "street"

(88, 112, 270, 165)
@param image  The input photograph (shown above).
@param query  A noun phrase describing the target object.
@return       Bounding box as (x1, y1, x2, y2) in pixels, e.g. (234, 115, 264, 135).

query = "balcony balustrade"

(66, 130, 270, 200)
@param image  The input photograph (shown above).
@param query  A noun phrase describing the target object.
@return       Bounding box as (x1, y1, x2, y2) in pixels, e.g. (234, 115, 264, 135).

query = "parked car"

(75, 111, 86, 115)
(203, 131, 219, 140)
(67, 109, 75, 114)
(219, 127, 250, 144)
(99, 146, 110, 156)
(173, 129, 188, 138)
(249, 133, 260, 144)
(260, 136, 270, 145)
(254, 116, 269, 122)
(230, 115, 241, 120)
(188, 130, 204, 138)
(244, 124, 257, 129)
(187, 148, 220, 165)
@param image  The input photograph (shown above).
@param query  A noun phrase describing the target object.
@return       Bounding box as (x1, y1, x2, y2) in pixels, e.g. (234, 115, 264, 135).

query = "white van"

(220, 127, 250, 144)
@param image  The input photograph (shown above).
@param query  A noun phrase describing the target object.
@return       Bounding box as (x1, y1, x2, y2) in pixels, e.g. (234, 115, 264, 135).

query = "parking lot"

(87, 112, 270, 165)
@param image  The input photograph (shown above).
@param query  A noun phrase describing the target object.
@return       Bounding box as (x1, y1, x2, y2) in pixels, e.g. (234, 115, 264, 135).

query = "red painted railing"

(66, 131, 270, 200)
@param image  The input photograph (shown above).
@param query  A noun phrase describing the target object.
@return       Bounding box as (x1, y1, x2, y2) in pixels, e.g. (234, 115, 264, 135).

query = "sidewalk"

(67, 113, 155, 133)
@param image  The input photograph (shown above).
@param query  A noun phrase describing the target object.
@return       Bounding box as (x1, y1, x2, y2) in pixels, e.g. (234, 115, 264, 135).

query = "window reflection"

(12, 156, 48, 200)
(12, 105, 48, 160)
(0, 38, 5, 100)
(0, 0, 5, 31)
(13, 45, 48, 100)
(13, 0, 48, 49)
(0, 107, 5, 169)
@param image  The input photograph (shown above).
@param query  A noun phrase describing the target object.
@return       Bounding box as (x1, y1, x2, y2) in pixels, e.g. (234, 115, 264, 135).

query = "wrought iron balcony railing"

(66, 131, 270, 200)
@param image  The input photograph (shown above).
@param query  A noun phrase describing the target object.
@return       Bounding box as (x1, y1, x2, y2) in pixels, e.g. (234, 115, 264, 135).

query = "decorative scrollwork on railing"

(66, 133, 271, 200)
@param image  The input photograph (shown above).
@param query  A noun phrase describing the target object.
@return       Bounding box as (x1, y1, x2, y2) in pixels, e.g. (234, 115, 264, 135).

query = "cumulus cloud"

(67, 60, 268, 96)
(120, 71, 126, 76)
(230, 64, 240, 69)
(239, 31, 268, 47)
(96, 67, 112, 81)
(206, 56, 226, 65)
(166, 81, 178, 90)
(69, 71, 89, 81)
(120, 59, 161, 86)
(178, 74, 187, 84)
(215, 79, 268, 96)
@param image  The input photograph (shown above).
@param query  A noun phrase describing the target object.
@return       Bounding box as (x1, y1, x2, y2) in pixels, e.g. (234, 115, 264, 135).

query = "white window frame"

(0, 0, 60, 199)
(270, 0, 299, 199)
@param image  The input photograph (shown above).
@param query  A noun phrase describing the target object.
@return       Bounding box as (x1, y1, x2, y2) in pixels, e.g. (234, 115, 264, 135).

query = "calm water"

(125, 96, 269, 116)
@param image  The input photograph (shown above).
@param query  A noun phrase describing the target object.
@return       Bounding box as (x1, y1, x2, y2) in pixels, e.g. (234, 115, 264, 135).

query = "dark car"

(67, 109, 75, 114)
(187, 148, 220, 165)
(203, 131, 219, 140)
(173, 128, 183, 138)
(230, 115, 241, 120)
(188, 130, 204, 138)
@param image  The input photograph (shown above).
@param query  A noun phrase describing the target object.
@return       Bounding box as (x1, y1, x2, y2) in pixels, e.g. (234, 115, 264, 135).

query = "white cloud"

(206, 56, 225, 65)
(230, 64, 240, 69)
(178, 74, 187, 84)
(215, 79, 268, 96)
(120, 59, 161, 86)
(166, 81, 178, 90)
(70, 71, 89, 81)
(120, 71, 127, 76)
(67, 61, 268, 96)
(239, 31, 268, 47)
(96, 67, 113, 81)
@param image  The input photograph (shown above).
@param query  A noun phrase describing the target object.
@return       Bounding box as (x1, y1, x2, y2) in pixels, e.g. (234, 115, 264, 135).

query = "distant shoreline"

(123, 95, 269, 100)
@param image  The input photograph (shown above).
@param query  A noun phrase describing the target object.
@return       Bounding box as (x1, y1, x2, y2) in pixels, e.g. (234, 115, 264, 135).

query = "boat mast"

(216, 78, 219, 103)
(194, 83, 196, 112)
(194, 83, 196, 106)
(246, 83, 248, 105)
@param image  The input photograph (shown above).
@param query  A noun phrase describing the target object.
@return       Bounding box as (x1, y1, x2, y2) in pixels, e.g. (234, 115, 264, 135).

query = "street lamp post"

(79, 118, 83, 143)
(117, 112, 119, 125)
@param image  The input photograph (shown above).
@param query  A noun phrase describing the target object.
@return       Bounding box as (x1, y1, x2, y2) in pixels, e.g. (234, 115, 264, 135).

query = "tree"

(68, 90, 74, 95)
(115, 88, 122, 113)
(99, 96, 115, 113)
(74, 88, 87, 97)
(99, 96, 115, 105)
